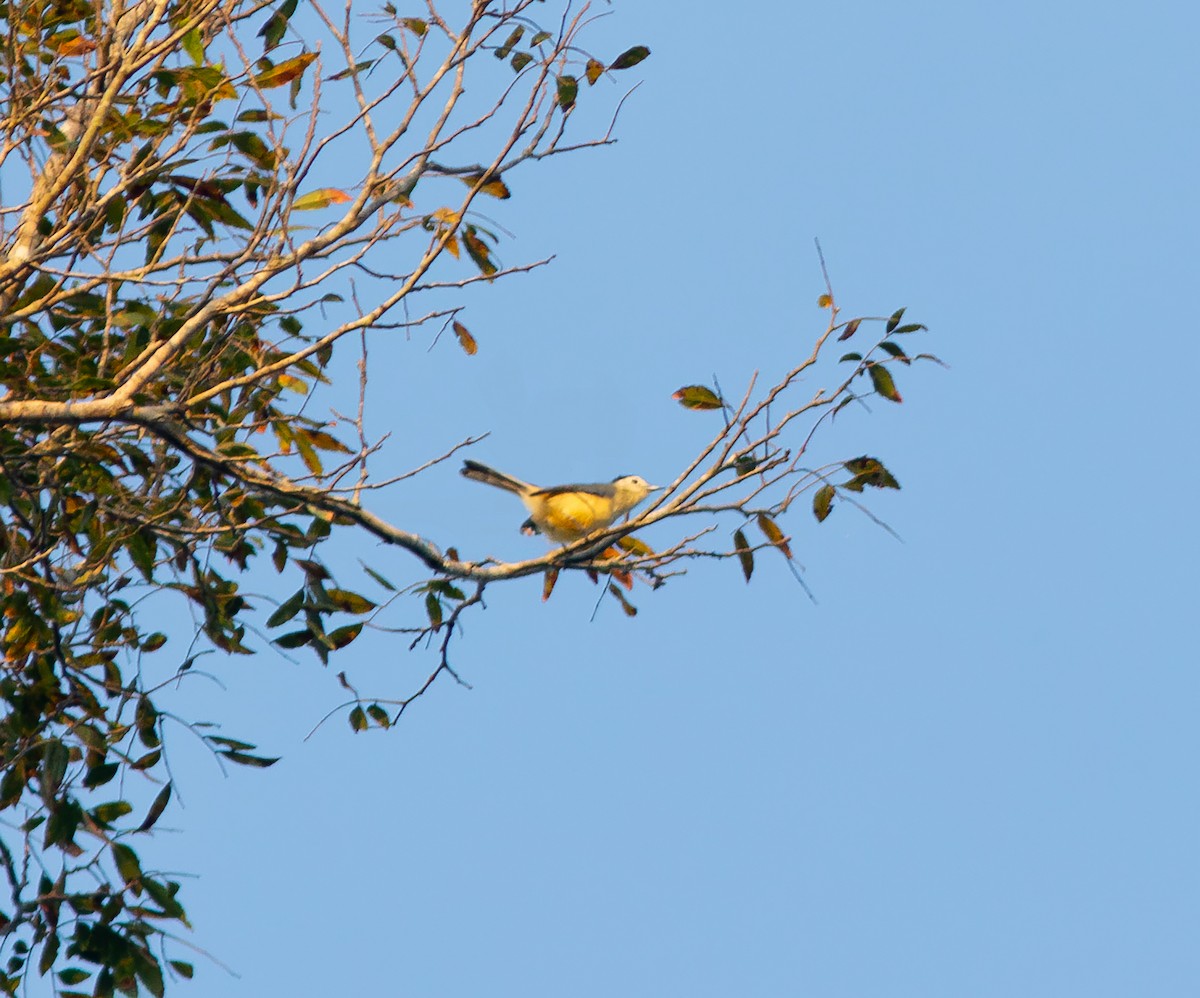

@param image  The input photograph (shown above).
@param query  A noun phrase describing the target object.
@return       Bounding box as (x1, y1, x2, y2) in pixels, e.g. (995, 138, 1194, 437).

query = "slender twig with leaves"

(0, 0, 940, 992)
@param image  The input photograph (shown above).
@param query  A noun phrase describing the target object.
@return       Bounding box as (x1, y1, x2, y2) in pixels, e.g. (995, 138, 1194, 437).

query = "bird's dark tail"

(460, 460, 530, 495)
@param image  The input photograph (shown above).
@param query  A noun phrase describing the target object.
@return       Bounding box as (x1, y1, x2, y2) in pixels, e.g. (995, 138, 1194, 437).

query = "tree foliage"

(0, 0, 940, 992)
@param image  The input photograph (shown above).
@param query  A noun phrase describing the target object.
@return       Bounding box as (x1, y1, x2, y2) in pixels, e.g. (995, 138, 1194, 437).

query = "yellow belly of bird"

(530, 492, 615, 542)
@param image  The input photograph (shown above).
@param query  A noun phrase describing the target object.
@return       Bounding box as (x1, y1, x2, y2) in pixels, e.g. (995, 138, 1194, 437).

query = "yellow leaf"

(444, 234, 460, 259)
(756, 513, 792, 560)
(452, 320, 477, 356)
(292, 188, 352, 211)
(615, 536, 654, 557)
(277, 374, 308, 394)
(294, 433, 322, 474)
(254, 52, 317, 89)
(817, 293, 833, 309)
(305, 429, 352, 453)
(431, 207, 460, 226)
(585, 58, 604, 85)
(459, 172, 511, 199)
(54, 34, 96, 55)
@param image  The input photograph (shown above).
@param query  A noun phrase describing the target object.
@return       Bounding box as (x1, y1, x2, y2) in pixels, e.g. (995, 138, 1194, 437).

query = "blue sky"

(70, 1, 1200, 995)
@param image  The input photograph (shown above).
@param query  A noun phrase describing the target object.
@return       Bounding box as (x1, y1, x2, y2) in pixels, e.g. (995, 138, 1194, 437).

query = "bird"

(460, 460, 661, 543)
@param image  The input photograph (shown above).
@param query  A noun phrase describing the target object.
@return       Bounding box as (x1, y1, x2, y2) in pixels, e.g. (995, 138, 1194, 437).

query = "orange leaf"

(254, 52, 317, 88)
(452, 320, 477, 356)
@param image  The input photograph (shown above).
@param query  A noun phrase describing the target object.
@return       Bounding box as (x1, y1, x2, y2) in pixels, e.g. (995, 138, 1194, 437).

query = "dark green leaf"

(169, 961, 193, 980)
(219, 750, 279, 768)
(609, 45, 650, 70)
(878, 341, 910, 364)
(366, 704, 390, 727)
(38, 932, 58, 976)
(838, 352, 862, 363)
(83, 762, 120, 788)
(274, 629, 313, 649)
(732, 529, 753, 582)
(510, 51, 534, 72)
(349, 706, 367, 732)
(266, 589, 305, 627)
(59, 969, 92, 985)
(425, 593, 443, 628)
(41, 740, 69, 798)
(886, 307, 905, 333)
(137, 784, 172, 832)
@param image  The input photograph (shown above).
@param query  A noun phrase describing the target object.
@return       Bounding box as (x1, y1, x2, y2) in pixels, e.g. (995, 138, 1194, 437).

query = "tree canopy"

(0, 0, 939, 993)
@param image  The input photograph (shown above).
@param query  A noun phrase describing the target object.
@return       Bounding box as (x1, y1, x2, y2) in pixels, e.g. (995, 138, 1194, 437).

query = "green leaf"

(83, 762, 120, 788)
(182, 26, 204, 65)
(92, 801, 134, 825)
(878, 341, 910, 364)
(555, 74, 578, 110)
(349, 706, 367, 732)
(838, 352, 862, 363)
(732, 529, 753, 582)
(891, 323, 926, 334)
(135, 954, 165, 998)
(266, 589, 305, 627)
(494, 26, 523, 59)
(401, 17, 427, 35)
(169, 961, 193, 980)
(868, 362, 902, 403)
(510, 51, 534, 72)
(530, 31, 552, 45)
(37, 932, 58, 976)
(59, 969, 92, 985)
(142, 878, 186, 919)
(366, 704, 390, 728)
(609, 45, 650, 70)
(41, 740, 69, 798)
(813, 484, 835, 522)
(326, 589, 376, 614)
(425, 593, 443, 628)
(361, 563, 396, 591)
(843, 456, 901, 491)
(258, 0, 297, 52)
(219, 749, 279, 768)
(327, 623, 362, 649)
(886, 307, 906, 333)
(672, 385, 723, 410)
(112, 844, 143, 885)
(137, 784, 172, 832)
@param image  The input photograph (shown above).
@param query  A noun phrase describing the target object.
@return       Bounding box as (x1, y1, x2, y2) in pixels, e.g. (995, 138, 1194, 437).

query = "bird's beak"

(647, 484, 663, 492)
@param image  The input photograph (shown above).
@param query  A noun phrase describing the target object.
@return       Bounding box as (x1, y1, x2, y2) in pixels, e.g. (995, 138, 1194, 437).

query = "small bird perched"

(461, 460, 661, 543)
